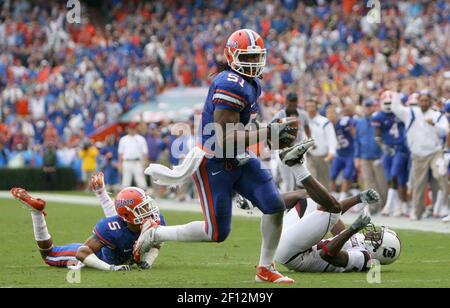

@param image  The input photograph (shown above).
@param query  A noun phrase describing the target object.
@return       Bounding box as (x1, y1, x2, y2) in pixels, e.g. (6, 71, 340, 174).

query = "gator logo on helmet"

(226, 39, 238, 49)
(115, 199, 134, 208)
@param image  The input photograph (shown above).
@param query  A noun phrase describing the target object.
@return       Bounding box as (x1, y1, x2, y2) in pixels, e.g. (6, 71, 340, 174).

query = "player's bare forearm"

(76, 236, 103, 262)
(319, 228, 357, 267)
(339, 195, 361, 214)
(330, 219, 346, 236)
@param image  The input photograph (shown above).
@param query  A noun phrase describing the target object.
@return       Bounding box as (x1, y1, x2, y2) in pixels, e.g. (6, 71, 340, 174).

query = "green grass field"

(1, 197, 450, 288)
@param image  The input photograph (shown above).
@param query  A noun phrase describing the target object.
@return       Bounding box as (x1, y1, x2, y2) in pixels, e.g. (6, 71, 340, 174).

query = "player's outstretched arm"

(137, 244, 162, 270)
(91, 172, 117, 217)
(319, 212, 371, 268)
(76, 236, 130, 271)
(340, 189, 380, 214)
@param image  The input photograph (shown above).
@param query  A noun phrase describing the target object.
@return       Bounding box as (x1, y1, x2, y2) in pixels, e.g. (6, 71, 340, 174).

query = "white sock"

(31, 211, 51, 241)
(95, 188, 117, 217)
(259, 212, 283, 267)
(292, 164, 311, 183)
(155, 221, 210, 242)
(384, 188, 398, 213)
(433, 190, 443, 216)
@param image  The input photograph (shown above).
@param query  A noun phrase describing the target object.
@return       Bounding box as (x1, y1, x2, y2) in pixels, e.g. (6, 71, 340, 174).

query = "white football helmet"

(364, 225, 401, 265)
(380, 91, 393, 113)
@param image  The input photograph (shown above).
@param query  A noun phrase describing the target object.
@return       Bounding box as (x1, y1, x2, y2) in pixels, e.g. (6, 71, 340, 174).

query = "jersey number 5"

(108, 221, 121, 231)
(227, 73, 245, 87)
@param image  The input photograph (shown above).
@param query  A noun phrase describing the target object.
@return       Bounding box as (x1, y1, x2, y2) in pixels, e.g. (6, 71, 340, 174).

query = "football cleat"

(255, 263, 295, 284)
(442, 215, 450, 223)
(133, 218, 159, 263)
(10, 187, 47, 215)
(279, 138, 315, 166)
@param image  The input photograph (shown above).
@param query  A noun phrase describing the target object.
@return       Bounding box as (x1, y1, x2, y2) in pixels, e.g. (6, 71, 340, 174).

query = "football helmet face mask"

(224, 29, 266, 78)
(380, 90, 393, 113)
(114, 187, 159, 225)
(363, 224, 401, 265)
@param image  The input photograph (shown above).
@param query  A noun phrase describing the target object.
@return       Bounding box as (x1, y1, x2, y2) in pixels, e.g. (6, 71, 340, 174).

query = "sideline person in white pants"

(118, 122, 149, 190)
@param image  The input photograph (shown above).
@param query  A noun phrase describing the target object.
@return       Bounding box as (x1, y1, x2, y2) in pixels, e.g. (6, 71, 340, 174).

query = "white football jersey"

(288, 233, 371, 273)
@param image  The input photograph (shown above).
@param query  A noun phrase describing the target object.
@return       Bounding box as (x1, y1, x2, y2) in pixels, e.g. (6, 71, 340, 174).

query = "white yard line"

(1, 191, 450, 234)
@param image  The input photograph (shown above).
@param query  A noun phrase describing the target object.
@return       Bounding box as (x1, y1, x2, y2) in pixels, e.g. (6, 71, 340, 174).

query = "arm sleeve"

(83, 253, 112, 271)
(391, 93, 411, 124)
(95, 189, 117, 217)
(140, 136, 149, 155)
(434, 113, 449, 138)
(212, 80, 249, 113)
(92, 219, 117, 249)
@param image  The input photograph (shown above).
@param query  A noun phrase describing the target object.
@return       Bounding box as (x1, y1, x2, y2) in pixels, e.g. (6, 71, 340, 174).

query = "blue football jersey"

(93, 213, 166, 265)
(200, 69, 260, 158)
(371, 112, 407, 149)
(335, 116, 355, 157)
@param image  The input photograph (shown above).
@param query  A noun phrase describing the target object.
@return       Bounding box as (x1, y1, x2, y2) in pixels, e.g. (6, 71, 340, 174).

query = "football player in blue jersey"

(372, 91, 410, 217)
(327, 103, 357, 201)
(10, 173, 164, 271)
(134, 29, 303, 284)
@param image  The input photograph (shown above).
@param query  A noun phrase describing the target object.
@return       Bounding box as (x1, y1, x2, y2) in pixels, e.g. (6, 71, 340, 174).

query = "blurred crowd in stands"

(0, 0, 449, 217)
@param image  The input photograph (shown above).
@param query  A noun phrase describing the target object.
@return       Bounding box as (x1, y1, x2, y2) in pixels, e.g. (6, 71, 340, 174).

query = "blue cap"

(363, 99, 375, 107)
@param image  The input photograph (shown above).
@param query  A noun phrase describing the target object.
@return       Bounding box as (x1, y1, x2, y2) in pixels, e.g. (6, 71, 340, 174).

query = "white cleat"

(279, 138, 315, 166)
(442, 215, 450, 223)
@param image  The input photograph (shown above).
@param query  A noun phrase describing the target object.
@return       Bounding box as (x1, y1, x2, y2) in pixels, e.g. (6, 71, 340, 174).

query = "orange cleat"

(10, 187, 47, 215)
(255, 263, 295, 284)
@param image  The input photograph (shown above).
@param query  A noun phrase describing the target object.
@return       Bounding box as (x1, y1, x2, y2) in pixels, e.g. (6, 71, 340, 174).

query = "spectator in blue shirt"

(354, 99, 387, 213)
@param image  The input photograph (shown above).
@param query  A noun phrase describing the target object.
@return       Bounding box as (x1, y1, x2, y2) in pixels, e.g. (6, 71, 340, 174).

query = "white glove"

(350, 211, 372, 232)
(359, 189, 381, 204)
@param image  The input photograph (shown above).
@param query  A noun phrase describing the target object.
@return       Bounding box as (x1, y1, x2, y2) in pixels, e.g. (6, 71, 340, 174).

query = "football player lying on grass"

(10, 172, 164, 271)
(274, 140, 401, 272)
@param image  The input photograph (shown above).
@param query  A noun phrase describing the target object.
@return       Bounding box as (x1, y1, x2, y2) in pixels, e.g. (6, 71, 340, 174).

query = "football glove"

(350, 211, 372, 232)
(267, 119, 297, 149)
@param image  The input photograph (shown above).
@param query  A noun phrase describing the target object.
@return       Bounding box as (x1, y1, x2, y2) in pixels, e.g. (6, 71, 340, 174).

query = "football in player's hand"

(268, 117, 299, 149)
